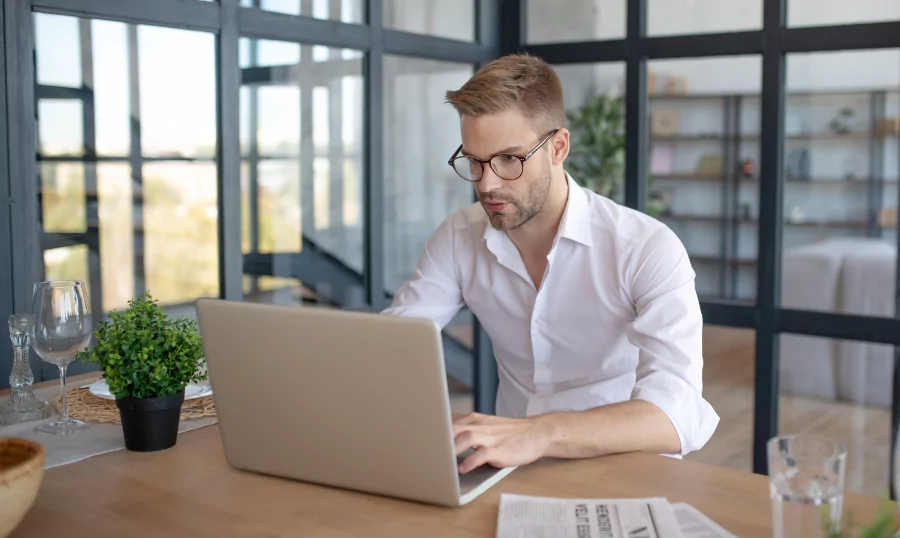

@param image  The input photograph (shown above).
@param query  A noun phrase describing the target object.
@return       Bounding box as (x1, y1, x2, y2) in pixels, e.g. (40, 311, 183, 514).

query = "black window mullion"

(624, 0, 647, 212)
(217, 0, 243, 301)
(363, 0, 385, 311)
(753, 0, 787, 476)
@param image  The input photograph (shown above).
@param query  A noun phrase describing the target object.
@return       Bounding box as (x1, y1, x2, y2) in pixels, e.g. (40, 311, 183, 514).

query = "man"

(382, 53, 718, 475)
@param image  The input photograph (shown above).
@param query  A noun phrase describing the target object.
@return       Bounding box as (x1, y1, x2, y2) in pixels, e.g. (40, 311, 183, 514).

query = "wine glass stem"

(58, 365, 68, 422)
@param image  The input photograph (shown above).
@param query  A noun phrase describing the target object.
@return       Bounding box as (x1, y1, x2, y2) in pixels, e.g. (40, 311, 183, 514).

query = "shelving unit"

(649, 88, 900, 300)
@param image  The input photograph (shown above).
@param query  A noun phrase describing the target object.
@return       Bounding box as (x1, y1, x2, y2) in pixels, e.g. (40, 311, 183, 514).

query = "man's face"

(459, 108, 553, 231)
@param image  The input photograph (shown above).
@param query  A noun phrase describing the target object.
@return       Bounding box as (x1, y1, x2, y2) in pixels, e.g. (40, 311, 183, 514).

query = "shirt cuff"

(631, 382, 719, 456)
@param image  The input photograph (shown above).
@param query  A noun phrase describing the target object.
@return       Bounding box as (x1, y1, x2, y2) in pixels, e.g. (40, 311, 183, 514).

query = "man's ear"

(550, 128, 570, 166)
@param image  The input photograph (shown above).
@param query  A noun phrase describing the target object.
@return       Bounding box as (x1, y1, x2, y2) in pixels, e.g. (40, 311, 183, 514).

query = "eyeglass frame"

(447, 128, 560, 182)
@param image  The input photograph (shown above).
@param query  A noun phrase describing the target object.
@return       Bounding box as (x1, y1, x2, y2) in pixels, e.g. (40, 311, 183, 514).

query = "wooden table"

(9, 419, 888, 537)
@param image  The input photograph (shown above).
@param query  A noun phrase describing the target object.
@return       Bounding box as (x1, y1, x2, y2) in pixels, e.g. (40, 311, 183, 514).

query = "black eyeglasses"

(447, 129, 559, 182)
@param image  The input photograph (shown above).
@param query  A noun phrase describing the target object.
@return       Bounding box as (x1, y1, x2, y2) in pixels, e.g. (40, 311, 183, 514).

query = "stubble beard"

(485, 167, 552, 231)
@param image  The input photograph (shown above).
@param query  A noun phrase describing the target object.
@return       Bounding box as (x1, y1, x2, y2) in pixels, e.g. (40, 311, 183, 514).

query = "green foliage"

(77, 291, 207, 399)
(565, 93, 625, 200)
(827, 500, 899, 538)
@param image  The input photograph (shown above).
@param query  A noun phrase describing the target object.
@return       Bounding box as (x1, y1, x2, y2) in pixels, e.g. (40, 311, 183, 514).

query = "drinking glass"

(768, 435, 846, 538)
(32, 280, 94, 435)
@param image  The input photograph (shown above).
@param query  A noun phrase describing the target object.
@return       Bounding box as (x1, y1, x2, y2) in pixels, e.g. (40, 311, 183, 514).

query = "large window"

(8, 0, 499, 418)
(239, 0, 364, 23)
(35, 14, 219, 319)
(779, 49, 900, 317)
(647, 0, 762, 36)
(240, 38, 365, 308)
(383, 56, 472, 293)
(646, 56, 762, 302)
(384, 0, 475, 41)
(526, 0, 625, 43)
(525, 0, 900, 495)
(382, 56, 475, 379)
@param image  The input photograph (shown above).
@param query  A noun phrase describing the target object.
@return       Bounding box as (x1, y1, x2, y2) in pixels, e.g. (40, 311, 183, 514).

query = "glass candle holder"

(0, 314, 51, 424)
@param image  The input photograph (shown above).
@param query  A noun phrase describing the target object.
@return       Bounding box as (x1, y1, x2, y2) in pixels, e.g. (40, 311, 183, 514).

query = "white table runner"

(0, 383, 218, 469)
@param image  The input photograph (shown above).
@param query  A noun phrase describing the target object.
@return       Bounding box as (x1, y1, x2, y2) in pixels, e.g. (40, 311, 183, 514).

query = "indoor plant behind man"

(382, 53, 719, 474)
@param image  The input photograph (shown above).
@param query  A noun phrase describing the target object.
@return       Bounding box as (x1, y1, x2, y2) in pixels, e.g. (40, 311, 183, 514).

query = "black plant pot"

(115, 390, 185, 452)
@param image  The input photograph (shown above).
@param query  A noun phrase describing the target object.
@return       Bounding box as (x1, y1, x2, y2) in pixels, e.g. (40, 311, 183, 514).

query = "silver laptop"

(195, 298, 515, 506)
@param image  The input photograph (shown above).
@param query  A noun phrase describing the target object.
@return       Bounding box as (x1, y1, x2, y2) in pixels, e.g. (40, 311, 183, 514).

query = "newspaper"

(496, 494, 733, 538)
(672, 503, 735, 538)
(496, 494, 684, 538)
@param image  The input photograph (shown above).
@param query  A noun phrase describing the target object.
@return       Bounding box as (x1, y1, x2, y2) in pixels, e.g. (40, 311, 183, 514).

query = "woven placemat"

(53, 387, 216, 424)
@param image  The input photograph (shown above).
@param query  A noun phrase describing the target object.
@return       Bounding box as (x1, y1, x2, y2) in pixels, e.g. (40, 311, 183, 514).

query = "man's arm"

(381, 217, 464, 328)
(453, 400, 679, 473)
(454, 226, 718, 473)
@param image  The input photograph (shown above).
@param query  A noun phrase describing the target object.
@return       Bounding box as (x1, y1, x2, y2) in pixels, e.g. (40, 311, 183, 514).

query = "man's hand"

(452, 412, 551, 474)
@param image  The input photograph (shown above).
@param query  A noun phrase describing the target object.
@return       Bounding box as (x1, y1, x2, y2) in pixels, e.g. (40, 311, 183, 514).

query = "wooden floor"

(447, 326, 893, 497)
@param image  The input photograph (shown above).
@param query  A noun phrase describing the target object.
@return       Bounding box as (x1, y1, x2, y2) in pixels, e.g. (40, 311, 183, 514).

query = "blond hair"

(445, 53, 565, 132)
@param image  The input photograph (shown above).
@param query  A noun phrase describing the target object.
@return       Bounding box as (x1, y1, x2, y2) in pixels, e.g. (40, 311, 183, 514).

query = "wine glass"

(32, 280, 93, 435)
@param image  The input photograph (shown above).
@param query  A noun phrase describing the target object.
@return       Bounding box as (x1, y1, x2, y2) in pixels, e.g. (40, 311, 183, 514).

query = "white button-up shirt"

(383, 174, 719, 455)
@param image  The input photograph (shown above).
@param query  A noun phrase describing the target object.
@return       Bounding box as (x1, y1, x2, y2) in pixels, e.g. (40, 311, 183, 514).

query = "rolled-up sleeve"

(625, 226, 719, 456)
(381, 217, 464, 329)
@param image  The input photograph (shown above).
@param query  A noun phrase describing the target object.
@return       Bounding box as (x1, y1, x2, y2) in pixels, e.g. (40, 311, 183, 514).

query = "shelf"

(651, 132, 876, 141)
(651, 175, 899, 185)
(651, 135, 726, 142)
(651, 173, 723, 181)
(660, 214, 871, 229)
(649, 88, 900, 100)
(690, 254, 757, 267)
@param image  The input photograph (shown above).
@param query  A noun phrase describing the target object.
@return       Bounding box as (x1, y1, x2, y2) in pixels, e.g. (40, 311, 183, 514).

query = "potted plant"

(77, 291, 207, 452)
(827, 499, 899, 537)
(565, 93, 625, 201)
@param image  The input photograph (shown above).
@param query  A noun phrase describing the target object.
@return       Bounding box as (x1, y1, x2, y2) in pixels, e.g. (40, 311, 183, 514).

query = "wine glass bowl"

(31, 280, 93, 435)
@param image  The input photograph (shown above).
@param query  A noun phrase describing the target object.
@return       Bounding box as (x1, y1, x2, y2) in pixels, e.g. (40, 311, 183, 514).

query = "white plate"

(88, 378, 212, 401)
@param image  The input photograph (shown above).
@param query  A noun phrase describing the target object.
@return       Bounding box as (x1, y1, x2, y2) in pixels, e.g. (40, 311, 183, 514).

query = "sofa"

(780, 238, 896, 408)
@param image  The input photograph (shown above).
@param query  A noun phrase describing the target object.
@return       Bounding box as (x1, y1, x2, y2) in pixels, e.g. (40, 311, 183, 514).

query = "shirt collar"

(557, 173, 593, 248)
(482, 172, 594, 250)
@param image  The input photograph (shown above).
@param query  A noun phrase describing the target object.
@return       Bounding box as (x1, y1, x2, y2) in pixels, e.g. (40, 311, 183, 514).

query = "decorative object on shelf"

(649, 143, 674, 175)
(788, 204, 806, 223)
(0, 315, 50, 425)
(650, 108, 680, 136)
(646, 187, 673, 219)
(739, 159, 755, 178)
(876, 117, 900, 137)
(566, 93, 625, 200)
(696, 155, 724, 176)
(77, 291, 208, 452)
(664, 75, 688, 95)
(647, 70, 658, 96)
(0, 438, 44, 537)
(878, 207, 897, 228)
(741, 202, 752, 220)
(786, 148, 810, 181)
(828, 107, 856, 136)
(647, 70, 688, 96)
(841, 155, 861, 181)
(785, 113, 806, 136)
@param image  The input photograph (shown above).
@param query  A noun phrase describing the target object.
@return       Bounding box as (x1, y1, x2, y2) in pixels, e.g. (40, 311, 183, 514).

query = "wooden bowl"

(0, 438, 44, 537)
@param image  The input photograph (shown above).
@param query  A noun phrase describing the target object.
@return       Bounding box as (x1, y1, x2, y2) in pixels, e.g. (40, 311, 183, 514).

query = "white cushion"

(779, 239, 865, 400)
(836, 242, 896, 407)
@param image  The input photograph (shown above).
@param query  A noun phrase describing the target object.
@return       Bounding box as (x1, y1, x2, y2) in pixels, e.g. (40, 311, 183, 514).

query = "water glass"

(32, 280, 94, 435)
(768, 435, 846, 538)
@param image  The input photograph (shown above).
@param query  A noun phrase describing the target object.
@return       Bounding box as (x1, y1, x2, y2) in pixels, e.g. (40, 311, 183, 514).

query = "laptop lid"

(196, 298, 463, 506)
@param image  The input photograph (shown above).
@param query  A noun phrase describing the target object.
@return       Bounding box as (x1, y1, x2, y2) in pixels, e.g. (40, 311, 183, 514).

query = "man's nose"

(478, 163, 505, 193)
